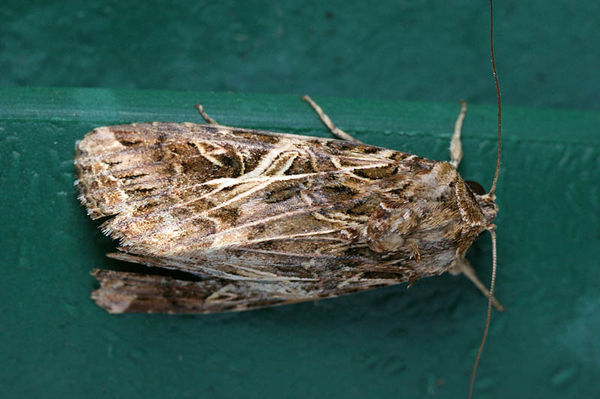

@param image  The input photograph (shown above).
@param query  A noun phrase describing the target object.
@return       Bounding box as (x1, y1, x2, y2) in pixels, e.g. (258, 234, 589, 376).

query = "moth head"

(477, 194, 498, 227)
(455, 177, 498, 230)
(473, 191, 498, 227)
(464, 180, 497, 225)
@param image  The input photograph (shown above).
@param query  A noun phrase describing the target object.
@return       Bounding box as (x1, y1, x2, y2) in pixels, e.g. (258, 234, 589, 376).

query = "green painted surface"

(1, 0, 600, 397)
(1, 1, 599, 110)
(1, 87, 599, 398)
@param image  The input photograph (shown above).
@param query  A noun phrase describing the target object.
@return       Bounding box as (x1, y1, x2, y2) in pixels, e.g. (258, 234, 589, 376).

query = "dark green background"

(1, 0, 599, 110)
(1, 1, 599, 399)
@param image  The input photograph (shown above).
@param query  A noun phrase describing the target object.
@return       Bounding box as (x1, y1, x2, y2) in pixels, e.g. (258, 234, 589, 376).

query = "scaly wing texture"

(91, 269, 400, 314)
(75, 123, 477, 312)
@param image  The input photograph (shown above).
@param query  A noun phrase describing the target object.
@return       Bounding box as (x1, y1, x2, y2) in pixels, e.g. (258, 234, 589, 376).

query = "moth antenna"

(468, 229, 497, 399)
(469, 2, 501, 397)
(488, 0, 502, 196)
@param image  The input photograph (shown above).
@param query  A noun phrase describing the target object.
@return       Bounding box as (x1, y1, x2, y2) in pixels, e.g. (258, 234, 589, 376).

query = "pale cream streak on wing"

(204, 160, 393, 186)
(98, 161, 167, 177)
(329, 211, 370, 222)
(311, 212, 346, 224)
(311, 211, 369, 224)
(143, 159, 392, 211)
(100, 158, 396, 238)
(167, 207, 341, 249)
(229, 247, 354, 259)
(330, 156, 342, 169)
(118, 250, 322, 282)
(265, 152, 299, 176)
(336, 272, 366, 288)
(113, 180, 295, 243)
(109, 249, 289, 282)
(95, 154, 392, 204)
(300, 191, 314, 206)
(103, 170, 369, 243)
(305, 148, 320, 172)
(336, 154, 395, 164)
(192, 142, 224, 167)
(106, 177, 266, 232)
(87, 157, 393, 202)
(171, 249, 327, 280)
(216, 264, 285, 279)
(209, 229, 344, 249)
(109, 166, 377, 242)
(243, 143, 296, 177)
(208, 213, 347, 249)
(338, 276, 400, 288)
(207, 180, 274, 212)
(206, 273, 319, 282)
(375, 149, 395, 159)
(235, 149, 246, 175)
(295, 235, 357, 241)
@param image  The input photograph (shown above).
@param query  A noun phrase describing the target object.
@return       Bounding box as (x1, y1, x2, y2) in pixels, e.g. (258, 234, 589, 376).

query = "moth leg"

(194, 104, 219, 125)
(449, 100, 467, 168)
(301, 95, 361, 143)
(450, 257, 505, 312)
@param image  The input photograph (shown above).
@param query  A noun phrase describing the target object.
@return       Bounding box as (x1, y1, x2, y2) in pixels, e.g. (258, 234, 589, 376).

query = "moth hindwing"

(75, 97, 499, 314)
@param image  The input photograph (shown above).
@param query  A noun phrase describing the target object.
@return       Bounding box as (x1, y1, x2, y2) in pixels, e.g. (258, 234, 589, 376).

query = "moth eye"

(465, 180, 485, 195)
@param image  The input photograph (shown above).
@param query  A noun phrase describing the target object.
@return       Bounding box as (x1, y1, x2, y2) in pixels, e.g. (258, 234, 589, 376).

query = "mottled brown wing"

(91, 269, 398, 314)
(75, 122, 437, 312)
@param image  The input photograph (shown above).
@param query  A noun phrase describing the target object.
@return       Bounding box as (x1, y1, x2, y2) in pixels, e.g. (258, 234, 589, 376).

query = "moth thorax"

(365, 201, 417, 253)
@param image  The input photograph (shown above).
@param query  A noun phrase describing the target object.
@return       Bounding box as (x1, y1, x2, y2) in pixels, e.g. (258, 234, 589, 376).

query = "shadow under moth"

(74, 2, 503, 396)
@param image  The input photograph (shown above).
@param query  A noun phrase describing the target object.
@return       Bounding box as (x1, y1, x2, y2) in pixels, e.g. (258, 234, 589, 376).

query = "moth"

(75, 96, 502, 314)
(75, 3, 503, 396)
